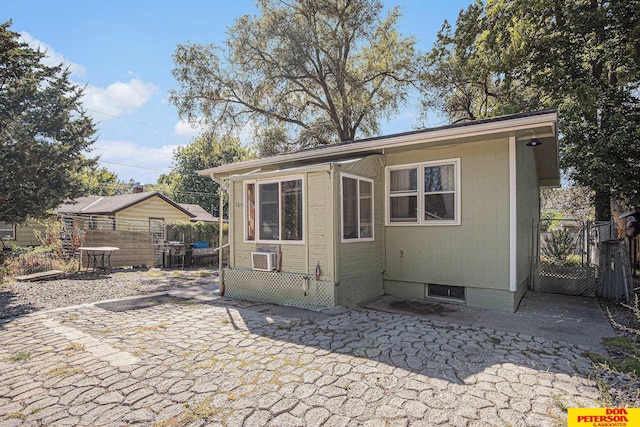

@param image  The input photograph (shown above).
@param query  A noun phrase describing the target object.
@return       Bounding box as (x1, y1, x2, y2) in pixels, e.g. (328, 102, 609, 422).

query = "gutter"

(198, 112, 558, 177)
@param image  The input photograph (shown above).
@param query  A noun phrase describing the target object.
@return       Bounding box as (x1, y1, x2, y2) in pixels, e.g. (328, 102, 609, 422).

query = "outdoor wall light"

(526, 137, 542, 147)
(525, 130, 543, 146)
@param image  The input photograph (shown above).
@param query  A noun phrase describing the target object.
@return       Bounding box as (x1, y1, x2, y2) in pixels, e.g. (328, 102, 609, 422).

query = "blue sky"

(4, 0, 473, 184)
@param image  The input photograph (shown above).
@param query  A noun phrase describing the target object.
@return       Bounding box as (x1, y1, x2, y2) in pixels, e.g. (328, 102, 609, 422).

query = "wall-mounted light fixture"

(526, 131, 542, 147)
(526, 137, 542, 147)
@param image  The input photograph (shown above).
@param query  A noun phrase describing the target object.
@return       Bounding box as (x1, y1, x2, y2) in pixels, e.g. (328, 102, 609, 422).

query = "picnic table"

(79, 246, 119, 272)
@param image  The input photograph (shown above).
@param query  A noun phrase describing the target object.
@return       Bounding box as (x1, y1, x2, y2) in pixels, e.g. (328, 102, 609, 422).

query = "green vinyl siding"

(383, 138, 511, 293)
(336, 157, 384, 276)
(336, 156, 385, 306)
(465, 287, 517, 313)
(231, 171, 333, 281)
(516, 139, 540, 302)
(307, 171, 333, 281)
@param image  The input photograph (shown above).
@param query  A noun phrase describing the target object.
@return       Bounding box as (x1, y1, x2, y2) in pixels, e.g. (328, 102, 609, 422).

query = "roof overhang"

(199, 110, 560, 187)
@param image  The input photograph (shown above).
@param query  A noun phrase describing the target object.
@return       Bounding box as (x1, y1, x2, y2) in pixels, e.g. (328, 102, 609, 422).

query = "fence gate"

(533, 219, 597, 296)
(149, 218, 166, 267)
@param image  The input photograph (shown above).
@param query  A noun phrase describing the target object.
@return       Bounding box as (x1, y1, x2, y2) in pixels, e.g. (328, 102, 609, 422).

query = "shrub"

(541, 228, 577, 265)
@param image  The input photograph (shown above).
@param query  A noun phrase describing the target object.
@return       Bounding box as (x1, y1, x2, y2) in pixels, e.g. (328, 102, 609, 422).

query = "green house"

(199, 110, 560, 312)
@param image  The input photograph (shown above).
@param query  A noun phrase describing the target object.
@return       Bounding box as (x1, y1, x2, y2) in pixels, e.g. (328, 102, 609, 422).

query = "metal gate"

(533, 218, 597, 296)
(149, 218, 166, 267)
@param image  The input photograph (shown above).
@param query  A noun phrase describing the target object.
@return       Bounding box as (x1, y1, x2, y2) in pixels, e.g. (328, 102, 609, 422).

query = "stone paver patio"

(0, 295, 600, 426)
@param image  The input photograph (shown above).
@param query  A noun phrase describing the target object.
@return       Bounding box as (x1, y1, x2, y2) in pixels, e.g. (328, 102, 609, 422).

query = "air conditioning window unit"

(251, 252, 276, 271)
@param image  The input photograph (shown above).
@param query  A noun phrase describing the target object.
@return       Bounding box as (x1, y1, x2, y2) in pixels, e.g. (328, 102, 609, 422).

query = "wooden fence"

(82, 230, 154, 268)
(598, 239, 633, 301)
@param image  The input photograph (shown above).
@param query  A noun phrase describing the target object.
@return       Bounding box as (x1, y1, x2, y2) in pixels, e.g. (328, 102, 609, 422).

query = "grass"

(584, 335, 640, 377)
(527, 348, 552, 356)
(585, 351, 640, 376)
(46, 366, 85, 377)
(276, 322, 295, 331)
(60, 313, 80, 323)
(9, 352, 31, 362)
(135, 324, 168, 333)
(195, 269, 211, 277)
(3, 412, 25, 421)
(488, 336, 502, 345)
(64, 343, 85, 352)
(602, 336, 640, 354)
(132, 345, 147, 356)
(180, 397, 223, 423)
(167, 299, 196, 306)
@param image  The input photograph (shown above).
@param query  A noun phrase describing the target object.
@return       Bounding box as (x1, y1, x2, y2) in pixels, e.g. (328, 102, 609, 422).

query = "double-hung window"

(341, 174, 374, 242)
(0, 221, 15, 240)
(244, 176, 304, 242)
(386, 158, 460, 225)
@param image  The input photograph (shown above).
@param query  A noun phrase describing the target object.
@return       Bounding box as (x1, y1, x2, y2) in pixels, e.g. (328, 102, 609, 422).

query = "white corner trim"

(509, 136, 517, 292)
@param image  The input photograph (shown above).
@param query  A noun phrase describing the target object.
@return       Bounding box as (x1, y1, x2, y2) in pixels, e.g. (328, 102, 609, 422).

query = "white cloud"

(173, 119, 206, 138)
(19, 32, 86, 77)
(18, 33, 157, 120)
(83, 79, 158, 119)
(90, 140, 185, 183)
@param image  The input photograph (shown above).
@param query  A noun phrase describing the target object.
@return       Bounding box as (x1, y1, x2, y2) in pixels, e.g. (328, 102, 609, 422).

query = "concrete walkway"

(366, 291, 615, 349)
(0, 290, 604, 426)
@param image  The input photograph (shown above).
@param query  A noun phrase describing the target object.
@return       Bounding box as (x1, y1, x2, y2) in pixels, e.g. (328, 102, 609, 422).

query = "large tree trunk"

(594, 187, 612, 221)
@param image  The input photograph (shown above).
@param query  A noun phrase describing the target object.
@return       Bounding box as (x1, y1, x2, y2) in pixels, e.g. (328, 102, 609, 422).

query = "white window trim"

(248, 174, 305, 245)
(0, 222, 16, 240)
(340, 173, 375, 243)
(385, 158, 461, 226)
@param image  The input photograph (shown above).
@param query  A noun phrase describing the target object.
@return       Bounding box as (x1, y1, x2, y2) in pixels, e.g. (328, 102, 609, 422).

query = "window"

(341, 174, 374, 241)
(0, 221, 15, 240)
(386, 159, 460, 225)
(245, 176, 304, 243)
(245, 182, 256, 241)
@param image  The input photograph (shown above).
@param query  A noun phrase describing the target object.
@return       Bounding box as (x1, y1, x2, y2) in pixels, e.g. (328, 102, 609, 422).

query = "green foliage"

(539, 210, 563, 233)
(2, 217, 80, 277)
(160, 133, 251, 213)
(170, 0, 418, 151)
(588, 296, 640, 377)
(171, 220, 223, 245)
(0, 21, 97, 223)
(79, 166, 123, 195)
(8, 352, 31, 362)
(541, 228, 577, 265)
(421, 1, 640, 219)
(540, 186, 594, 223)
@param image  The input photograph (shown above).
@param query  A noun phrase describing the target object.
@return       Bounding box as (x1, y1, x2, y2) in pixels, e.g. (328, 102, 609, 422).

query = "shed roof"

(199, 109, 560, 187)
(178, 204, 219, 222)
(58, 192, 195, 217)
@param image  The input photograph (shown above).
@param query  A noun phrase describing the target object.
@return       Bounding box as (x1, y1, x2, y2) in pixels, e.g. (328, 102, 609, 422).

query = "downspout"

(330, 165, 338, 302)
(209, 172, 227, 296)
(305, 173, 309, 283)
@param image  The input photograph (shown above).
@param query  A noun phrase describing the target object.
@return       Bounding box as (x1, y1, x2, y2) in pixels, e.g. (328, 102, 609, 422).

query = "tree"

(160, 133, 252, 215)
(170, 0, 417, 152)
(420, 0, 640, 220)
(79, 166, 122, 196)
(540, 186, 594, 222)
(0, 21, 96, 223)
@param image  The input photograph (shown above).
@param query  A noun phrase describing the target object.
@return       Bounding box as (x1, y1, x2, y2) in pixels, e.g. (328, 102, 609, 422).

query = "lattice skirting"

(224, 269, 337, 310)
(338, 271, 384, 308)
(533, 264, 596, 297)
